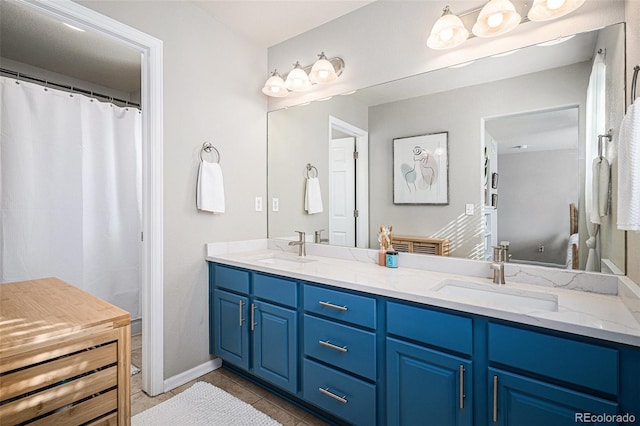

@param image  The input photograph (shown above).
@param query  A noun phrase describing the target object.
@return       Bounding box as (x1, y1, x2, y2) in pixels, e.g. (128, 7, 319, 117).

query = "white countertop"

(206, 249, 640, 347)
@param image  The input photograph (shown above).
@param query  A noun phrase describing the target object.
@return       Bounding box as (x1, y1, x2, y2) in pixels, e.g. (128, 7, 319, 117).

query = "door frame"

(22, 0, 165, 396)
(329, 116, 369, 248)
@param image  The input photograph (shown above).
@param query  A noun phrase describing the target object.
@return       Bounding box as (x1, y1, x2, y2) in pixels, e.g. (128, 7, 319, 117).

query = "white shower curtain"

(0, 76, 142, 319)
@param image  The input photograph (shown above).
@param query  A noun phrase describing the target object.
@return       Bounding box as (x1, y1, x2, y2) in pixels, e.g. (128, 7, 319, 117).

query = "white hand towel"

(197, 161, 225, 213)
(304, 177, 323, 214)
(617, 102, 640, 230)
(589, 156, 610, 225)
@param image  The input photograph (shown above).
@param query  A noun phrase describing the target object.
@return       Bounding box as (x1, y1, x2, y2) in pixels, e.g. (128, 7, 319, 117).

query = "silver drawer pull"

(319, 387, 348, 404)
(319, 301, 348, 311)
(319, 340, 348, 353)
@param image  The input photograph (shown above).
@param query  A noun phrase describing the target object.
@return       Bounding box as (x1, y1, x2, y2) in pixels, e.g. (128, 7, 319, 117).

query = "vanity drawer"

(488, 323, 619, 395)
(253, 273, 297, 308)
(304, 314, 376, 381)
(213, 264, 250, 295)
(304, 285, 376, 329)
(303, 358, 376, 426)
(387, 301, 472, 355)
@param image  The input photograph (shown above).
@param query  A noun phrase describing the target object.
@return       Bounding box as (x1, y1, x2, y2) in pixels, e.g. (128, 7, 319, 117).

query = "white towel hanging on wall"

(197, 160, 225, 213)
(305, 177, 323, 214)
(617, 101, 640, 230)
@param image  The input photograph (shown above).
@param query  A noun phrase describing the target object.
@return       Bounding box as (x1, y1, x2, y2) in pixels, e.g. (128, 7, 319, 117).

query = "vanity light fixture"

(426, 6, 469, 50)
(261, 70, 289, 97)
(528, 0, 586, 21)
(263, 53, 345, 98)
(427, 0, 584, 50)
(472, 0, 521, 38)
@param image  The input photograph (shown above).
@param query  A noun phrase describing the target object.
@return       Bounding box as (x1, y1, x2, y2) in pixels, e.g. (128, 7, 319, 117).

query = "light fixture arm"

(281, 56, 345, 81)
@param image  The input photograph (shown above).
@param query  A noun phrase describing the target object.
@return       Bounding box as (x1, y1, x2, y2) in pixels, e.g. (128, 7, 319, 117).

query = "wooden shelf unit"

(0, 278, 131, 425)
(391, 235, 450, 256)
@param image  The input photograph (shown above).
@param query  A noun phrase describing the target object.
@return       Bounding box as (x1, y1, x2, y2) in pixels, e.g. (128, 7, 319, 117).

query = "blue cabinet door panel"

(489, 368, 618, 426)
(213, 289, 249, 370)
(489, 323, 619, 395)
(387, 337, 472, 426)
(304, 314, 376, 380)
(252, 302, 298, 394)
(303, 358, 376, 426)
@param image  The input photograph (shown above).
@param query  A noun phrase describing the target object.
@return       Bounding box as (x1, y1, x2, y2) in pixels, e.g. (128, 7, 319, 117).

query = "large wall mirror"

(267, 23, 626, 275)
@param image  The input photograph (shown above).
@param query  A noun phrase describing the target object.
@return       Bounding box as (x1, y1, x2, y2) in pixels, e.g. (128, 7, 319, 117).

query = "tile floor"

(129, 334, 330, 426)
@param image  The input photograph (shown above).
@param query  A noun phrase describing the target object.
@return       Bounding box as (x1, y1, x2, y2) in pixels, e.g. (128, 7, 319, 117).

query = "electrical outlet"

(465, 203, 474, 215)
(255, 197, 263, 212)
(272, 198, 279, 212)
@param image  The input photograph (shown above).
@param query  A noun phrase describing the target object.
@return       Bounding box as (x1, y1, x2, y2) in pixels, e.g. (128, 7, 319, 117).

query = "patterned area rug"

(132, 382, 282, 426)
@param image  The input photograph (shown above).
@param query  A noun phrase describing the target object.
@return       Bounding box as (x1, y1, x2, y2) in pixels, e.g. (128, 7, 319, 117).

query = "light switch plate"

(272, 198, 279, 212)
(465, 203, 474, 215)
(255, 197, 263, 212)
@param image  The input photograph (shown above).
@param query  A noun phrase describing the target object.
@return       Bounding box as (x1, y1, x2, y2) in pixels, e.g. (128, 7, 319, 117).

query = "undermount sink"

(434, 279, 558, 312)
(255, 254, 317, 266)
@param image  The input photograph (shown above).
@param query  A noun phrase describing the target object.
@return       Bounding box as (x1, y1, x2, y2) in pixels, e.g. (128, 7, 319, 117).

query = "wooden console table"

(0, 277, 131, 425)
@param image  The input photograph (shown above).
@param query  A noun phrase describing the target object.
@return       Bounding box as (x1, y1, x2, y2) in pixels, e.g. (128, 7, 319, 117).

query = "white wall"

(77, 0, 267, 379)
(367, 63, 590, 258)
(625, 0, 640, 285)
(267, 0, 625, 111)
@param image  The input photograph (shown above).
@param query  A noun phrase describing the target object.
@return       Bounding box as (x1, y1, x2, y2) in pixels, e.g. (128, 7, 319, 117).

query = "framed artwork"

(393, 132, 449, 205)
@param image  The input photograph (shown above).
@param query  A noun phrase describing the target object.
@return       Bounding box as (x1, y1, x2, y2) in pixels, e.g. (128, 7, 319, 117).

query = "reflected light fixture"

(426, 6, 469, 50)
(536, 34, 576, 46)
(285, 62, 312, 92)
(528, 0, 586, 21)
(261, 70, 288, 97)
(472, 0, 521, 37)
(263, 53, 345, 97)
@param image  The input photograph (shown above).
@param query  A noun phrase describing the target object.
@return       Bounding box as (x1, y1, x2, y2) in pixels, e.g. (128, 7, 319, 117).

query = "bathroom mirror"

(267, 23, 626, 274)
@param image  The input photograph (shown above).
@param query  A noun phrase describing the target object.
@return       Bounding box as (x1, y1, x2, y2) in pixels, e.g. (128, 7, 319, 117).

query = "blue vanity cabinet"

(386, 301, 474, 426)
(209, 263, 298, 394)
(302, 284, 378, 426)
(487, 323, 622, 426)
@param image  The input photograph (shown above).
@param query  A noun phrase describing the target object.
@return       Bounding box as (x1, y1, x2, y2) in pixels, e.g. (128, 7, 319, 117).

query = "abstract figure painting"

(393, 132, 449, 205)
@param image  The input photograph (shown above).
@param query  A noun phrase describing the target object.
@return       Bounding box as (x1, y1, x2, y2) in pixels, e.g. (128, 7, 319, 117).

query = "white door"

(329, 137, 356, 246)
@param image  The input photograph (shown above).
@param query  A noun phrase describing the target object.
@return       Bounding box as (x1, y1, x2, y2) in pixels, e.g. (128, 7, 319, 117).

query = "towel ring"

(200, 142, 220, 163)
(306, 163, 318, 178)
(632, 65, 639, 104)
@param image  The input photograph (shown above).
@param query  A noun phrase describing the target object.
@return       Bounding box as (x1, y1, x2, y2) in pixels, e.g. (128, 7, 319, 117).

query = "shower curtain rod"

(0, 67, 141, 109)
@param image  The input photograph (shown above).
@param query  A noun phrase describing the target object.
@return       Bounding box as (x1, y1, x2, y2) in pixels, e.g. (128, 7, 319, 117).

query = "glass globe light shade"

(472, 0, 521, 38)
(284, 62, 311, 92)
(309, 52, 338, 84)
(427, 7, 469, 50)
(261, 71, 288, 97)
(528, 0, 585, 21)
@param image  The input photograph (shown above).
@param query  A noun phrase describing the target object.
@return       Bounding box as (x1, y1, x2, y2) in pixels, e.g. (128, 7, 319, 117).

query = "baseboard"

(163, 358, 222, 393)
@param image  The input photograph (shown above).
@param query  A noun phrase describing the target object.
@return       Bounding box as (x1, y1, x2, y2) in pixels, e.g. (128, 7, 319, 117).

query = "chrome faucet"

(490, 246, 506, 284)
(288, 231, 306, 257)
(314, 229, 329, 244)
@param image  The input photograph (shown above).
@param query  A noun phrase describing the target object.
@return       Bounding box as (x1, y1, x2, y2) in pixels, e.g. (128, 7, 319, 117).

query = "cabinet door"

(213, 289, 249, 370)
(387, 338, 472, 426)
(489, 368, 618, 426)
(252, 301, 297, 394)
